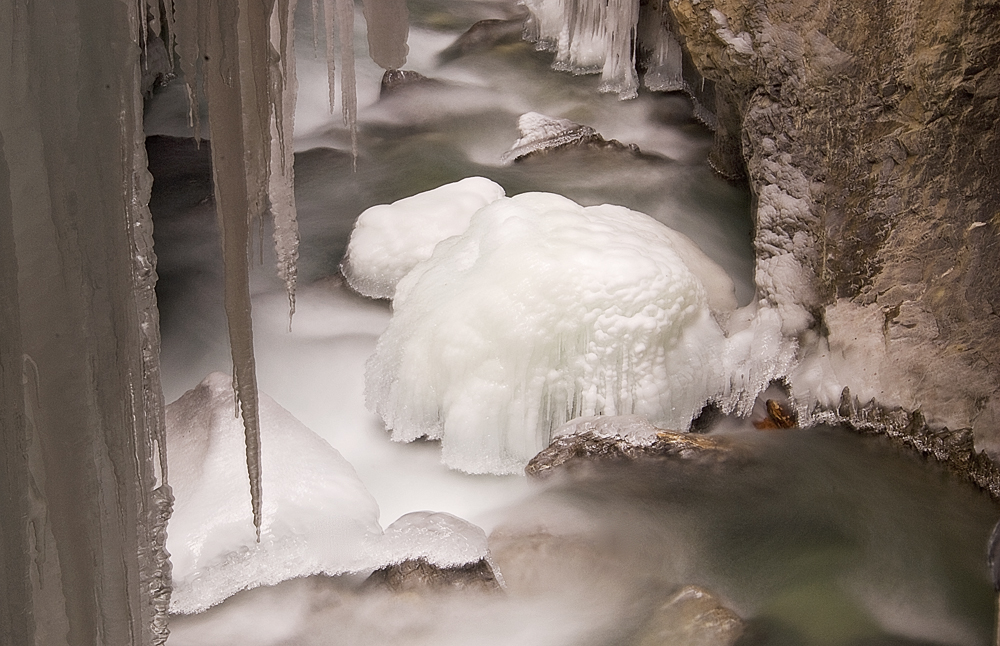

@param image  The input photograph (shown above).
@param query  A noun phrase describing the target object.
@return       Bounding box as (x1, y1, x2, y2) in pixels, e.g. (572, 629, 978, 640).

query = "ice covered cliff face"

(346, 180, 749, 474)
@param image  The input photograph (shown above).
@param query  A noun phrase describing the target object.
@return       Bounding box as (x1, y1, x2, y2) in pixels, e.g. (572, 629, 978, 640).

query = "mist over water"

(146, 0, 999, 643)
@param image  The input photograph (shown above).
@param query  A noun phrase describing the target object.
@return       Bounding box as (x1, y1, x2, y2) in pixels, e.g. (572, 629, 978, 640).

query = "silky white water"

(144, 0, 998, 643)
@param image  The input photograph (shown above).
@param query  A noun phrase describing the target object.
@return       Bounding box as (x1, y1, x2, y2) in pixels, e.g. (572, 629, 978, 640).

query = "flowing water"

(145, 0, 999, 643)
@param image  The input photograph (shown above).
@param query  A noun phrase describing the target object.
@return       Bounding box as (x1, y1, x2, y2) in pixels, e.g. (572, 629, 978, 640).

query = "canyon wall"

(668, 0, 1000, 464)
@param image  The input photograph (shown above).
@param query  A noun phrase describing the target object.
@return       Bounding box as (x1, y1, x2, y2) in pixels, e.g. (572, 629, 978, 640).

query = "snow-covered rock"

(165, 373, 383, 614)
(356, 189, 742, 474)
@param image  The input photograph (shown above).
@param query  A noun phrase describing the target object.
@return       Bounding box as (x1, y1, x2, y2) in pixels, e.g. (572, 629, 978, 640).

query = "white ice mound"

(342, 176, 506, 299)
(166, 372, 382, 614)
(374, 511, 490, 568)
(363, 190, 739, 474)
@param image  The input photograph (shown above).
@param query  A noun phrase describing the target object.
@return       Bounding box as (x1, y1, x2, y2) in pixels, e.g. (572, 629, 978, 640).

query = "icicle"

(333, 0, 359, 162)
(323, 0, 337, 112)
(361, 0, 409, 70)
(270, 0, 301, 323)
(598, 0, 639, 99)
(643, 18, 683, 92)
(311, 0, 321, 56)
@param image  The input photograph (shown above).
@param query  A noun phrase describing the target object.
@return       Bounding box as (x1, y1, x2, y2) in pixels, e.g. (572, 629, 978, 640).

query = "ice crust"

(352, 186, 774, 474)
(342, 177, 507, 299)
(166, 373, 382, 613)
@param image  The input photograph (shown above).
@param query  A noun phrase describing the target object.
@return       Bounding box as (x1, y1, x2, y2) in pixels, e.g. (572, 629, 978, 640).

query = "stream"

(143, 0, 1000, 643)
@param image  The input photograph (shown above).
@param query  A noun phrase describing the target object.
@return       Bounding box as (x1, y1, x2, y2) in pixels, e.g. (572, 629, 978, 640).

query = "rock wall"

(668, 0, 1000, 460)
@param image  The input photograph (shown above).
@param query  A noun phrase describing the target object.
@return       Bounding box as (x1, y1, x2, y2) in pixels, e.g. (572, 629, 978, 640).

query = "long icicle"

(269, 0, 301, 323)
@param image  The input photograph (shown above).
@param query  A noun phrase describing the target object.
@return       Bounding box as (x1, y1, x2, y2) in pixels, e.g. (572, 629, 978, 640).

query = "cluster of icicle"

(521, 0, 696, 105)
(146, 0, 409, 538)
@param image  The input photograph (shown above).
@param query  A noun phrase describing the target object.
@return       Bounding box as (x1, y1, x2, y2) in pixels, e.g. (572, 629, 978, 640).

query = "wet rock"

(438, 16, 527, 62)
(501, 112, 646, 164)
(636, 586, 744, 646)
(525, 415, 731, 478)
(753, 400, 798, 430)
(379, 69, 443, 98)
(362, 557, 502, 593)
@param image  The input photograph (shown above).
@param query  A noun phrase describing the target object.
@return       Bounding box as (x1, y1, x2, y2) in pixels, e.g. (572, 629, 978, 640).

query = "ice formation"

(522, 0, 640, 98)
(166, 373, 382, 614)
(362, 0, 410, 70)
(353, 188, 751, 474)
(342, 177, 507, 299)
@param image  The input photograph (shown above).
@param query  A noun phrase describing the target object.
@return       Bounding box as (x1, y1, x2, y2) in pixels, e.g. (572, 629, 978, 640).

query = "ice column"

(1, 0, 171, 642)
(362, 0, 410, 70)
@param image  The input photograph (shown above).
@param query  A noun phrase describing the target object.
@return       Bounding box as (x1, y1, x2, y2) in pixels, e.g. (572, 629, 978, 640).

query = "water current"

(145, 0, 999, 643)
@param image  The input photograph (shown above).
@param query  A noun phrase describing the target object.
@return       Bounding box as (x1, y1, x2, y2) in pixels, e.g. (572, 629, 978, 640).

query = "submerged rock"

(525, 415, 732, 478)
(501, 112, 645, 164)
(636, 586, 744, 646)
(379, 69, 443, 98)
(438, 16, 527, 62)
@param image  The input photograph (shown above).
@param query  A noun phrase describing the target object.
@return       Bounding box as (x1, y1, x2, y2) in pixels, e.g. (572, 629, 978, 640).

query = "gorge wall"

(667, 0, 1000, 469)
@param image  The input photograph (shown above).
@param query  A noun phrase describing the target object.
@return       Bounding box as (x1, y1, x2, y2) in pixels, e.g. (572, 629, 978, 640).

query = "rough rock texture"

(525, 429, 733, 477)
(362, 558, 502, 593)
(666, 0, 1000, 464)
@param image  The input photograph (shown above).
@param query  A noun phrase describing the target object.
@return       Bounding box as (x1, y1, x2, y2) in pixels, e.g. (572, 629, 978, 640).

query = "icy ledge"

(344, 179, 795, 475)
(166, 374, 494, 613)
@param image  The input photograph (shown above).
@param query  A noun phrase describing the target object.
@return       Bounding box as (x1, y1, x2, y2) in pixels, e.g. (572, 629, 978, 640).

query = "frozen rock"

(362, 189, 740, 474)
(501, 112, 642, 164)
(378, 69, 442, 98)
(166, 373, 382, 614)
(341, 177, 506, 299)
(525, 415, 733, 478)
(373, 511, 490, 568)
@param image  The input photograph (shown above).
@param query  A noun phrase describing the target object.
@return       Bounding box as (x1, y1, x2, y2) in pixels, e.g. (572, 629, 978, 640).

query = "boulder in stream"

(501, 112, 646, 164)
(636, 585, 744, 646)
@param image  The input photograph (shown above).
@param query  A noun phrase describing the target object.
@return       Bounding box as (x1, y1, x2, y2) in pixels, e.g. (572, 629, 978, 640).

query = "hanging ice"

(362, 0, 410, 70)
(166, 373, 382, 614)
(351, 188, 741, 474)
(522, 0, 640, 99)
(342, 177, 507, 299)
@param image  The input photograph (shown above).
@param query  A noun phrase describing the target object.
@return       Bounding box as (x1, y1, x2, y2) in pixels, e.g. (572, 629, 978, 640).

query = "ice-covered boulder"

(341, 177, 506, 299)
(358, 189, 740, 474)
(165, 373, 383, 614)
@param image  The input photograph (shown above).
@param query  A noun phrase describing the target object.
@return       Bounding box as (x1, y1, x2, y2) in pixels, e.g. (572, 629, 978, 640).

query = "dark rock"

(438, 16, 527, 62)
(362, 557, 502, 593)
(379, 69, 443, 98)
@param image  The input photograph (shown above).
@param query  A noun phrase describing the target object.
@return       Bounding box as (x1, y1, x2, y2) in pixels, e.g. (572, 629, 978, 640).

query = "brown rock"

(362, 558, 502, 593)
(636, 585, 744, 646)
